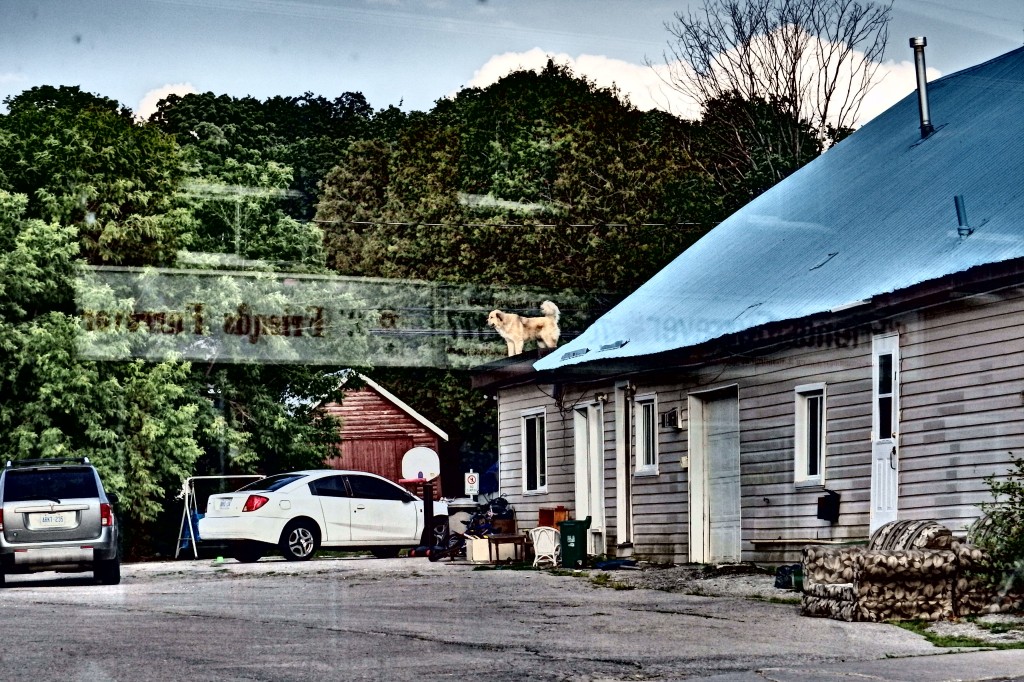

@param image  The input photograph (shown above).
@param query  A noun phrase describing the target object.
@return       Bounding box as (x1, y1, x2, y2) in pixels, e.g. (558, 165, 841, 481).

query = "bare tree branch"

(661, 0, 891, 140)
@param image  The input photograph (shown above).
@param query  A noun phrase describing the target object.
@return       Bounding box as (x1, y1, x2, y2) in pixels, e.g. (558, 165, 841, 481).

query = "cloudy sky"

(2, 0, 1022, 123)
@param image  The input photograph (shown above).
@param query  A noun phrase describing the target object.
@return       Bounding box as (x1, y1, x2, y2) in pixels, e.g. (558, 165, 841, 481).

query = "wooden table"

(487, 534, 527, 564)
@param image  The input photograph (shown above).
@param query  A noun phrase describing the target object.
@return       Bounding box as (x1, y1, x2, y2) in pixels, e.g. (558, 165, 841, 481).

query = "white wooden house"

(474, 45, 1024, 564)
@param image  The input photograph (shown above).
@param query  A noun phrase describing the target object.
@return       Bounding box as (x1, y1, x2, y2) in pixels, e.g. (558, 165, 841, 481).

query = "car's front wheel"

(279, 520, 319, 561)
(95, 556, 121, 585)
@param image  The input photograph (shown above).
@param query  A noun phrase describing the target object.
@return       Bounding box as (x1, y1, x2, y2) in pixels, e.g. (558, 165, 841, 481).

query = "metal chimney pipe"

(954, 195, 968, 228)
(954, 195, 973, 237)
(910, 37, 934, 138)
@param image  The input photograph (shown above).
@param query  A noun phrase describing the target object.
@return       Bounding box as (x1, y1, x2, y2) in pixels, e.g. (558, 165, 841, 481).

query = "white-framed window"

(522, 409, 547, 493)
(635, 394, 658, 475)
(794, 383, 826, 487)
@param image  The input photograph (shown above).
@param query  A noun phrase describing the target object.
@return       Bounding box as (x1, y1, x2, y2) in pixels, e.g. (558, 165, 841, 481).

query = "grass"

(588, 573, 634, 590)
(973, 618, 1024, 635)
(894, 620, 1024, 650)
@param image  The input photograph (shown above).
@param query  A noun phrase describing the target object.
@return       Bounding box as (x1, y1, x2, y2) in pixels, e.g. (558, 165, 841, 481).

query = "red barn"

(320, 374, 449, 497)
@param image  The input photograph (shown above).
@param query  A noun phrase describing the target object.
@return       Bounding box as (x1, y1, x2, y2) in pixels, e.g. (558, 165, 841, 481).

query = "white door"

(614, 383, 633, 549)
(574, 404, 606, 555)
(311, 474, 352, 543)
(346, 474, 420, 542)
(689, 389, 741, 563)
(870, 333, 900, 534)
(707, 395, 741, 562)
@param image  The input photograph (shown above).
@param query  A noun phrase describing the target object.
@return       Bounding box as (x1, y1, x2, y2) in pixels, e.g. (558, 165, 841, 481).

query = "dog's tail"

(541, 300, 560, 322)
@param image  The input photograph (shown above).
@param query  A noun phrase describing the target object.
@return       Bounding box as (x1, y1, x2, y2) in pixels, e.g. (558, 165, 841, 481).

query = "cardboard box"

(467, 536, 519, 564)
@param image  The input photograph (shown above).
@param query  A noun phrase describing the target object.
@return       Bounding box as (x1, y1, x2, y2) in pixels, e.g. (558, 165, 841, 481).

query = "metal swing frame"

(175, 475, 263, 559)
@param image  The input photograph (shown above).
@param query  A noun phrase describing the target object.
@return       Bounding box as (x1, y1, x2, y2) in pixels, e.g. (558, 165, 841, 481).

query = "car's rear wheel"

(232, 542, 265, 563)
(279, 520, 319, 561)
(95, 556, 121, 585)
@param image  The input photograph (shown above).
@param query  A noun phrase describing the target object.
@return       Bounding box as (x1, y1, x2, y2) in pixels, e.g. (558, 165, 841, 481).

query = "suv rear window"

(3, 468, 99, 502)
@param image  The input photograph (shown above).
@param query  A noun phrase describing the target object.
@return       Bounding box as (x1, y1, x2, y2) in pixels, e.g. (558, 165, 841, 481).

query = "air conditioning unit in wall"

(659, 407, 683, 430)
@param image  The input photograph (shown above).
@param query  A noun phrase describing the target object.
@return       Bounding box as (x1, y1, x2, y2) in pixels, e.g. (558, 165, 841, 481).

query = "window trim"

(634, 393, 659, 476)
(521, 408, 548, 494)
(794, 383, 826, 488)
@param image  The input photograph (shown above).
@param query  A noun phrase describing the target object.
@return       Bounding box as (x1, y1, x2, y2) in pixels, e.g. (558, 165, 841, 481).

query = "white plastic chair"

(528, 526, 560, 567)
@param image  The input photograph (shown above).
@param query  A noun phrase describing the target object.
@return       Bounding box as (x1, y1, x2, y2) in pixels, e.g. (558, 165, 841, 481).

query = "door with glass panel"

(574, 404, 606, 555)
(870, 334, 900, 533)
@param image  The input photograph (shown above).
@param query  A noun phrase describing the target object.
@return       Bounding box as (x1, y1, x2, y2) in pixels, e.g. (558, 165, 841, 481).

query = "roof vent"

(909, 37, 934, 138)
(560, 347, 590, 361)
(599, 339, 629, 352)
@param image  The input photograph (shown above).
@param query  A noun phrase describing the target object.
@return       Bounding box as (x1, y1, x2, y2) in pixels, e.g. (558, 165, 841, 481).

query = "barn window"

(634, 394, 658, 475)
(522, 410, 547, 493)
(794, 383, 826, 487)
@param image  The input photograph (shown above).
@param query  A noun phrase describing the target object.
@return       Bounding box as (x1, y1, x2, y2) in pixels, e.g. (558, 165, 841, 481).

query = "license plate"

(218, 498, 232, 510)
(32, 512, 75, 529)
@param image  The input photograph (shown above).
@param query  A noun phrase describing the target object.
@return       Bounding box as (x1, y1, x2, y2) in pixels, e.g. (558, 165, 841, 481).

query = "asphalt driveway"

(1, 557, 1021, 681)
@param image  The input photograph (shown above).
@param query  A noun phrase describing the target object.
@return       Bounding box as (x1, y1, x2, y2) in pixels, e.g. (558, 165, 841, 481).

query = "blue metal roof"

(536, 46, 1024, 372)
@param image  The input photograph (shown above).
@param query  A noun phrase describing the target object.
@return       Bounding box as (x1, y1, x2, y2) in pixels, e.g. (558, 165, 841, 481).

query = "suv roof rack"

(5, 456, 92, 468)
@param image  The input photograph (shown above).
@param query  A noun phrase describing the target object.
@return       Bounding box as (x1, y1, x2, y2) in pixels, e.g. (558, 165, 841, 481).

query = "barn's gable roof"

(536, 46, 1024, 372)
(352, 375, 449, 442)
(299, 371, 449, 441)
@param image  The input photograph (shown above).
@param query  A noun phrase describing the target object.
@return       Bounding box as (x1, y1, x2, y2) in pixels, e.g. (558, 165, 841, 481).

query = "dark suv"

(0, 458, 120, 585)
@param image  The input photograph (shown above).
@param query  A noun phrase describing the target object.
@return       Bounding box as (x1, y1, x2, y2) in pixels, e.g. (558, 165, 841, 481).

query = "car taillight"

(100, 503, 113, 527)
(242, 495, 269, 512)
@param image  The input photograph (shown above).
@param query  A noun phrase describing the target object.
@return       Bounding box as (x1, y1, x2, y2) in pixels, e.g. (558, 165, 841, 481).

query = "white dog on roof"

(486, 301, 560, 356)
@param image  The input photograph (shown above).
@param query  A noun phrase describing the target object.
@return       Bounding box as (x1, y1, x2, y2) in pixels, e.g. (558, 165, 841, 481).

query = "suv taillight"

(0, 509, 4, 530)
(242, 495, 269, 512)
(100, 503, 113, 527)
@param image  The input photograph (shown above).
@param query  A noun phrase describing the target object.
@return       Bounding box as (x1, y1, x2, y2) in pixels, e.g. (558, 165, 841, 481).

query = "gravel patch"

(927, 613, 1024, 645)
(594, 561, 1024, 645)
(590, 562, 787, 600)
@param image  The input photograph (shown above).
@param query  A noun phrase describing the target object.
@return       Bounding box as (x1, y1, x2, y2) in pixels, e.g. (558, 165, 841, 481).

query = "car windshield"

(237, 473, 307, 493)
(3, 468, 99, 502)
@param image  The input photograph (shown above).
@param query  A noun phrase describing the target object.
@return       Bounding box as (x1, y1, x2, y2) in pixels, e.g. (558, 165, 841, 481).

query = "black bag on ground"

(774, 563, 801, 589)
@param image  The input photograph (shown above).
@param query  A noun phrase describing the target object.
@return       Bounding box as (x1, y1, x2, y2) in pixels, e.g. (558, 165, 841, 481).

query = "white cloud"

(135, 82, 198, 121)
(460, 47, 940, 129)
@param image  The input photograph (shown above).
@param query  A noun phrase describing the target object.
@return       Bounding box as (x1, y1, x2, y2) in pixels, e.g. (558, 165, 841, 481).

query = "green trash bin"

(558, 517, 592, 568)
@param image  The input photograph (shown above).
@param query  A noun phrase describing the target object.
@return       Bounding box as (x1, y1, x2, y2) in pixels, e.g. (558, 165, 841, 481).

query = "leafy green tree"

(317, 62, 709, 293)
(692, 93, 823, 212)
(151, 91, 375, 220)
(0, 191, 203, 545)
(980, 456, 1024, 594)
(316, 139, 393, 275)
(0, 86, 192, 265)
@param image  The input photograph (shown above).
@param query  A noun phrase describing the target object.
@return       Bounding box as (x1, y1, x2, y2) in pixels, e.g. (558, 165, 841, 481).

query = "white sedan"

(197, 470, 449, 562)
